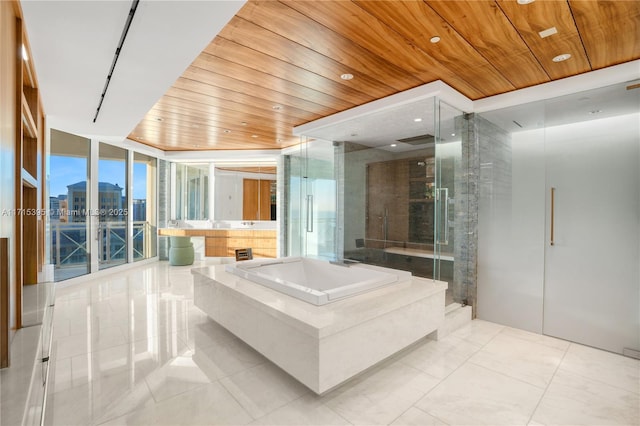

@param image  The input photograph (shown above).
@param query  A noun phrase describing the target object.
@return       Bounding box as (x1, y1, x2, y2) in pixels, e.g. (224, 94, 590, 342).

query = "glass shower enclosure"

(283, 97, 467, 307)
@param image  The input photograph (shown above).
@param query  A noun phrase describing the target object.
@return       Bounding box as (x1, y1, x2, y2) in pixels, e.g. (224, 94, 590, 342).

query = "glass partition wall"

(284, 97, 467, 306)
(283, 138, 337, 259)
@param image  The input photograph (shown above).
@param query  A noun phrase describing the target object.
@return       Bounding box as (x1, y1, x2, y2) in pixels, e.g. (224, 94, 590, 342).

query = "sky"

(50, 156, 148, 199)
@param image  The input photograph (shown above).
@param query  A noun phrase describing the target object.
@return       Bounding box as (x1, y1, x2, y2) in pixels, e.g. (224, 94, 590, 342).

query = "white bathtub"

(224, 257, 411, 305)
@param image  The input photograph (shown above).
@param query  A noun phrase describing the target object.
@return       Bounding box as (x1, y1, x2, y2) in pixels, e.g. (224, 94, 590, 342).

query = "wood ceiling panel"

(354, 0, 516, 96)
(235, 0, 423, 92)
(497, 0, 591, 79)
(172, 78, 321, 122)
(191, 53, 356, 111)
(133, 121, 294, 148)
(164, 86, 312, 126)
(284, 0, 486, 99)
(128, 0, 636, 152)
(569, 0, 640, 70)
(427, 0, 550, 88)
(148, 102, 300, 138)
(181, 67, 339, 118)
(217, 166, 277, 175)
(205, 37, 376, 105)
(219, 16, 398, 100)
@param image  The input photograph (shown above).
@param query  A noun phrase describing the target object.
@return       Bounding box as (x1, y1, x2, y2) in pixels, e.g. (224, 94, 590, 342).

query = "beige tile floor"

(41, 260, 639, 426)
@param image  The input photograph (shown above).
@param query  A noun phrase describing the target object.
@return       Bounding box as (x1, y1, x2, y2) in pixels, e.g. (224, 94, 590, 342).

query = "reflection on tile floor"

(42, 260, 639, 426)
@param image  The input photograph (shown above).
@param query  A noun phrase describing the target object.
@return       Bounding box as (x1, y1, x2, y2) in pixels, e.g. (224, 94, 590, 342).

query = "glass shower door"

(284, 138, 337, 259)
(435, 100, 465, 305)
(302, 139, 337, 260)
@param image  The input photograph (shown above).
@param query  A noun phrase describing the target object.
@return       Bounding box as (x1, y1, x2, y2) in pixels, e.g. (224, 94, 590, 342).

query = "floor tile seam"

(142, 373, 212, 406)
(465, 357, 551, 391)
(525, 342, 570, 426)
(50, 331, 138, 365)
(498, 327, 572, 352)
(395, 337, 483, 372)
(396, 361, 446, 391)
(392, 404, 450, 426)
(89, 384, 159, 426)
(402, 333, 492, 396)
(407, 346, 479, 412)
(553, 361, 640, 397)
(217, 374, 270, 421)
(222, 362, 313, 420)
(88, 380, 156, 426)
(253, 392, 353, 426)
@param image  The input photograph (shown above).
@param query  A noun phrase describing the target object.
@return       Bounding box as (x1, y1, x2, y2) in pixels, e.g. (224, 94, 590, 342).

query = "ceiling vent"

(396, 134, 435, 146)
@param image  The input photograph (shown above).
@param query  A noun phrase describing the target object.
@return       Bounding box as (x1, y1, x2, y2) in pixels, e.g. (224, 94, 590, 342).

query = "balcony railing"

(50, 221, 156, 270)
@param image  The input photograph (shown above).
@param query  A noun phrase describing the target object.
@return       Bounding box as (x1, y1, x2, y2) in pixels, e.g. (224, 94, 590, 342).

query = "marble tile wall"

(454, 113, 511, 314)
(157, 159, 170, 260)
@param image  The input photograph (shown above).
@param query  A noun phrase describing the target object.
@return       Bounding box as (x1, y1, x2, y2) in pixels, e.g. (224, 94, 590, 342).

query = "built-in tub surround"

(225, 257, 411, 305)
(193, 261, 447, 394)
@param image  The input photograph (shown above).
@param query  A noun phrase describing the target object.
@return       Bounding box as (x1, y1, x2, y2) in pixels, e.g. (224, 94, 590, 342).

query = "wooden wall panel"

(0, 238, 9, 367)
(259, 179, 272, 221)
(243, 178, 259, 220)
(0, 0, 18, 345)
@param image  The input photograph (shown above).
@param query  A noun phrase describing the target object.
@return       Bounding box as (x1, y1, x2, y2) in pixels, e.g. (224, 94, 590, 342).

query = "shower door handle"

(550, 187, 555, 246)
(306, 194, 313, 233)
(437, 188, 449, 245)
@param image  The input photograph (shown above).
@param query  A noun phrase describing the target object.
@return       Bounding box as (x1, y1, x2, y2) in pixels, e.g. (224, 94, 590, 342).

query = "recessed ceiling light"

(251, 135, 258, 138)
(350, 133, 358, 137)
(517, 0, 535, 4)
(241, 121, 248, 126)
(155, 117, 163, 122)
(277, 139, 283, 143)
(340, 73, 354, 80)
(589, 109, 602, 114)
(272, 105, 282, 111)
(414, 118, 423, 122)
(552, 53, 572, 62)
(390, 143, 397, 147)
(430, 36, 441, 44)
(538, 27, 558, 38)
(451, 133, 456, 136)
(136, 136, 144, 141)
(223, 129, 231, 134)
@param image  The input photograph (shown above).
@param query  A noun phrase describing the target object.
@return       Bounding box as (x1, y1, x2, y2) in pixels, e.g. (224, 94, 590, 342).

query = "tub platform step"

(434, 303, 472, 340)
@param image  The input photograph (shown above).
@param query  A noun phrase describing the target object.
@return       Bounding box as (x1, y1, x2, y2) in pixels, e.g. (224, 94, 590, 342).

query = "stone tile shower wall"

(455, 113, 511, 315)
(157, 159, 170, 260)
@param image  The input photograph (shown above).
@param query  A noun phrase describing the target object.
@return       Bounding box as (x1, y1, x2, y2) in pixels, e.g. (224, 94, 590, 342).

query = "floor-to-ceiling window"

(98, 143, 128, 270)
(133, 153, 157, 260)
(49, 132, 158, 280)
(49, 130, 90, 281)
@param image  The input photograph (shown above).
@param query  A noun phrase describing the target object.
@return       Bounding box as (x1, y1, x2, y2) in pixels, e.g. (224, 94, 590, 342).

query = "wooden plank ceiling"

(128, 0, 640, 151)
